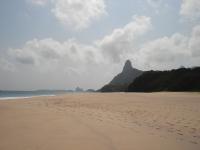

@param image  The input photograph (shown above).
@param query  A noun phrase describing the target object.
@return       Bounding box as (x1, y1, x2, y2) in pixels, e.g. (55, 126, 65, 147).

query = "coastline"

(0, 94, 56, 100)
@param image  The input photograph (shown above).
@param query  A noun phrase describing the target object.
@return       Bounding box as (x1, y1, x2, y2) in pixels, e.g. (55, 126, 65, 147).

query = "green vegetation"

(128, 67, 200, 92)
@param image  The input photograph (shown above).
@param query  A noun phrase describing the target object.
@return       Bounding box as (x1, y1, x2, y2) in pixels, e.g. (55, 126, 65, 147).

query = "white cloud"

(189, 25, 200, 57)
(26, 0, 107, 30)
(1, 38, 114, 89)
(139, 33, 190, 70)
(96, 16, 152, 62)
(6, 38, 102, 69)
(3, 18, 200, 72)
(3, 15, 152, 69)
(180, 0, 200, 20)
(52, 0, 106, 30)
(136, 24, 200, 70)
(2, 16, 152, 73)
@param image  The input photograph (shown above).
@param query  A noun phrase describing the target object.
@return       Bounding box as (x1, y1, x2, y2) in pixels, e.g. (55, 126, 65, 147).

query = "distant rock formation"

(128, 67, 200, 92)
(100, 60, 143, 92)
(75, 87, 84, 92)
(86, 89, 96, 92)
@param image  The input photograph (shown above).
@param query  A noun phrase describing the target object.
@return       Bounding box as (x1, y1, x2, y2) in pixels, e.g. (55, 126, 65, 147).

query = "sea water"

(0, 90, 69, 100)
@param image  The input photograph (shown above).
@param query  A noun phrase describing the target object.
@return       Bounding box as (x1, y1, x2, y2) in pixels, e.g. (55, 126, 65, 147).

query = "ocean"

(0, 90, 70, 100)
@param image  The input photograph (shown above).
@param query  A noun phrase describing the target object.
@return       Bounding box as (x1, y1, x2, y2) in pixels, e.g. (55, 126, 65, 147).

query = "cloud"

(1, 38, 112, 89)
(137, 24, 200, 70)
(26, 0, 107, 30)
(7, 38, 103, 68)
(139, 33, 190, 70)
(3, 17, 200, 72)
(51, 0, 106, 30)
(2, 16, 152, 73)
(180, 0, 200, 20)
(96, 16, 152, 62)
(189, 25, 200, 57)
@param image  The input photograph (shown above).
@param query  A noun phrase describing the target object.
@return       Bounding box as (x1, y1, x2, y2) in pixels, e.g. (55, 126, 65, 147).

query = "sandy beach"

(0, 93, 200, 150)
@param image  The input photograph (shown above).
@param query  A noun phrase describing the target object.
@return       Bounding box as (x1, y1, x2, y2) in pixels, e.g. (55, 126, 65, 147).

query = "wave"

(0, 94, 56, 100)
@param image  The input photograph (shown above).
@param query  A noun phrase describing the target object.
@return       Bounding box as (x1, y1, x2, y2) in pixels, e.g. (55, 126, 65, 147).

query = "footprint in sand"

(189, 141, 198, 144)
(192, 135, 200, 138)
(189, 128, 197, 134)
(177, 132, 183, 136)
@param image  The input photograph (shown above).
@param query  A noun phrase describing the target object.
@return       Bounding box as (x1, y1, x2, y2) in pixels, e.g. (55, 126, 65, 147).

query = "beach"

(0, 93, 200, 150)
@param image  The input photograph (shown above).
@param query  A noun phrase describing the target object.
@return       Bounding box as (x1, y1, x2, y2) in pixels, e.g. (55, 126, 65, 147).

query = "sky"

(0, 0, 200, 90)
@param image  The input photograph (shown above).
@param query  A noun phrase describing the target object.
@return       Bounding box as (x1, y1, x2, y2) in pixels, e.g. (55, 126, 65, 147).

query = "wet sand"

(0, 93, 200, 150)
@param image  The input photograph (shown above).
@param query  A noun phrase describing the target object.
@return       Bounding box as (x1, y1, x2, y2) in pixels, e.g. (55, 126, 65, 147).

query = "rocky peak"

(122, 60, 133, 72)
(100, 59, 143, 92)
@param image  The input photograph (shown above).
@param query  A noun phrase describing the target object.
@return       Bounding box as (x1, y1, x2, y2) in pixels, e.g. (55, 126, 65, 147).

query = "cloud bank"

(180, 0, 200, 20)
(2, 16, 200, 73)
(2, 16, 152, 69)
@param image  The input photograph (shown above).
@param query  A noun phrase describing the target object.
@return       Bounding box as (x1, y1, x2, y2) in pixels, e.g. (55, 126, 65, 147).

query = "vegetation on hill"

(127, 67, 200, 92)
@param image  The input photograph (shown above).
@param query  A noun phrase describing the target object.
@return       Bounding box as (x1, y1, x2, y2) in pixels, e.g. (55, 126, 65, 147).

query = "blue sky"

(0, 0, 200, 90)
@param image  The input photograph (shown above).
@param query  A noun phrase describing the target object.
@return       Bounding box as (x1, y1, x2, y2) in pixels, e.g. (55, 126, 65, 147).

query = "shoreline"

(1, 91, 200, 100)
(0, 94, 56, 100)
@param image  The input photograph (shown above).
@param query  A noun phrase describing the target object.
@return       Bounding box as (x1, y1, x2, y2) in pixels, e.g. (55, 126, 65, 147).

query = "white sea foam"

(0, 95, 56, 100)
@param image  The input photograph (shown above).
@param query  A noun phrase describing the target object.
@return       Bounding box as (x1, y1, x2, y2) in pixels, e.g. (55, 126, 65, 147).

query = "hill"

(100, 60, 143, 92)
(127, 67, 200, 92)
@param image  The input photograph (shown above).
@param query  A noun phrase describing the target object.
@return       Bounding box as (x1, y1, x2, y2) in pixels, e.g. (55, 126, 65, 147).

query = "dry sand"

(0, 92, 200, 150)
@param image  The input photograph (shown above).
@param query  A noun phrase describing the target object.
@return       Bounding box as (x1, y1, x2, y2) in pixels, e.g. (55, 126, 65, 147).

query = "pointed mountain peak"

(122, 60, 133, 72)
(100, 59, 143, 91)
